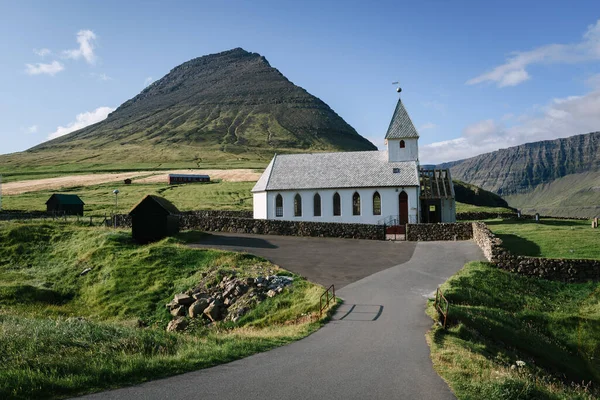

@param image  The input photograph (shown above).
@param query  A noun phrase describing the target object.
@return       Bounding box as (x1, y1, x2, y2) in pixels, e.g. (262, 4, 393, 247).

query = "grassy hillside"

(485, 218, 599, 260)
(504, 171, 600, 218)
(453, 180, 511, 209)
(2, 181, 254, 215)
(0, 221, 331, 398)
(427, 261, 600, 399)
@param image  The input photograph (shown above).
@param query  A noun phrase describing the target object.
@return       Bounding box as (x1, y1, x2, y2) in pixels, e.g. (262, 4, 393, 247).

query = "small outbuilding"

(46, 194, 85, 216)
(124, 178, 132, 185)
(129, 195, 180, 244)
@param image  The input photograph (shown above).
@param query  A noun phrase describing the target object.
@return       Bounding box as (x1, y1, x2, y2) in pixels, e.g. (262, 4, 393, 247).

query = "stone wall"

(112, 212, 385, 240)
(406, 223, 473, 241)
(471, 221, 600, 282)
(456, 211, 517, 221)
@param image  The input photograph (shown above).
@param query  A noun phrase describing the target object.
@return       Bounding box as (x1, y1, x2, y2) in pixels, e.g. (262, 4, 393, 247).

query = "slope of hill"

(1, 48, 375, 174)
(440, 132, 600, 218)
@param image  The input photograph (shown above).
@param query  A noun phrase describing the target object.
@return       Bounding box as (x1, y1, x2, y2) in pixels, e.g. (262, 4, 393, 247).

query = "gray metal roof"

(385, 98, 419, 139)
(252, 151, 419, 192)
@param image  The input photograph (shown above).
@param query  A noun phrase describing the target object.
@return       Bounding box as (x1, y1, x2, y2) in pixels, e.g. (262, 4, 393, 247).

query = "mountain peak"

(31, 48, 376, 161)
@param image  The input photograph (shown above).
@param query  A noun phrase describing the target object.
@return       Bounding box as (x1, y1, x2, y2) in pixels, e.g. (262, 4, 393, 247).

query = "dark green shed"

(129, 195, 180, 244)
(46, 194, 85, 215)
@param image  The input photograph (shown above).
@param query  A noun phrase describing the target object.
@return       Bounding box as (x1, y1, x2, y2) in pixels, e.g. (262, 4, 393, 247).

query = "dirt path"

(3, 169, 261, 195)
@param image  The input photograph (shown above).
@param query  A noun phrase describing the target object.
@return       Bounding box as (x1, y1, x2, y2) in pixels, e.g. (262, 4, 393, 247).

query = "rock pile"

(165, 273, 294, 332)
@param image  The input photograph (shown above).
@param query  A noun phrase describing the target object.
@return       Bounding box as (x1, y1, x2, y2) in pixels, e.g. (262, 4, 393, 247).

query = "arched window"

(352, 192, 361, 216)
(400, 140, 405, 148)
(333, 192, 341, 216)
(275, 194, 283, 217)
(313, 193, 321, 217)
(373, 191, 381, 215)
(294, 193, 302, 217)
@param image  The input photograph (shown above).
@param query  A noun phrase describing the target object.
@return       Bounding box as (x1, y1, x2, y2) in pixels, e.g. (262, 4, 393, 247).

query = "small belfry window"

(333, 192, 341, 216)
(373, 191, 381, 215)
(352, 192, 361, 216)
(313, 193, 321, 217)
(294, 193, 302, 217)
(400, 140, 405, 148)
(275, 194, 283, 217)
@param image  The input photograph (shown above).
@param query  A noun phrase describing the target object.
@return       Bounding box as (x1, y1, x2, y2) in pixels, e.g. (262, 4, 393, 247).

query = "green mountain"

(440, 132, 600, 218)
(3, 48, 375, 173)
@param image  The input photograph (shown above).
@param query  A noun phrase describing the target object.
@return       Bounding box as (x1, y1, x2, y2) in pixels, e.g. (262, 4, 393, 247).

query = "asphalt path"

(189, 232, 418, 289)
(79, 238, 484, 400)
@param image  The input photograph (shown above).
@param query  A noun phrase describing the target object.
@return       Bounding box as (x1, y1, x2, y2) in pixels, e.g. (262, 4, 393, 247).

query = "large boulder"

(204, 301, 225, 322)
(189, 299, 209, 318)
(170, 306, 186, 317)
(174, 293, 194, 306)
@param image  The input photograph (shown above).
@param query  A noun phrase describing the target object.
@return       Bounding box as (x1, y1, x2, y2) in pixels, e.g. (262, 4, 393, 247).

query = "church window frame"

(275, 194, 283, 217)
(313, 193, 321, 217)
(294, 193, 302, 217)
(333, 192, 341, 216)
(352, 192, 361, 216)
(373, 191, 381, 215)
(400, 140, 405, 149)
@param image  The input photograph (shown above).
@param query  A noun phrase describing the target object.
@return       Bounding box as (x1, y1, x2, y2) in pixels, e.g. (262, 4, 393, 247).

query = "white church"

(252, 95, 456, 228)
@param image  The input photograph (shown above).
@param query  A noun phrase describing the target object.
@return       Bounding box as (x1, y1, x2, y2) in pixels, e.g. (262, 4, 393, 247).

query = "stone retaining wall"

(112, 213, 385, 240)
(472, 221, 600, 282)
(406, 223, 473, 241)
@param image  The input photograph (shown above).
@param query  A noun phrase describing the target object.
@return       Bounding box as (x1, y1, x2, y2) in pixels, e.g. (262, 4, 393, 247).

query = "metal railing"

(434, 287, 450, 329)
(319, 284, 336, 316)
(377, 214, 417, 226)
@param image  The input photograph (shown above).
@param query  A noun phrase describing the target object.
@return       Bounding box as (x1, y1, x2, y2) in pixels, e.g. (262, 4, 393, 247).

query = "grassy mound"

(427, 261, 600, 399)
(0, 221, 329, 399)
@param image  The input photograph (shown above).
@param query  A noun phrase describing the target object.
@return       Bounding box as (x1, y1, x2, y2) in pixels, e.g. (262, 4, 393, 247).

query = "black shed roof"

(129, 195, 180, 216)
(46, 194, 85, 205)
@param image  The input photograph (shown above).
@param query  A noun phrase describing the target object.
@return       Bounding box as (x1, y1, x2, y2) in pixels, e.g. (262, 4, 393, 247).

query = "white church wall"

(261, 187, 419, 225)
(387, 138, 418, 162)
(253, 191, 267, 219)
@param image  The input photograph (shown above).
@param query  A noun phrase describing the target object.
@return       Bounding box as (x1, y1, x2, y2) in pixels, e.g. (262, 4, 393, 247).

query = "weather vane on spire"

(392, 81, 402, 93)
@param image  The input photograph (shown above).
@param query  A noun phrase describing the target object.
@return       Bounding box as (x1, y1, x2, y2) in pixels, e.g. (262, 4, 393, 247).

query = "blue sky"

(2, 0, 600, 163)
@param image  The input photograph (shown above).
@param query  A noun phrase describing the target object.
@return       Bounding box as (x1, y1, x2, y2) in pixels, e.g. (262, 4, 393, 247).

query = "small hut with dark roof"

(46, 194, 85, 215)
(129, 195, 180, 243)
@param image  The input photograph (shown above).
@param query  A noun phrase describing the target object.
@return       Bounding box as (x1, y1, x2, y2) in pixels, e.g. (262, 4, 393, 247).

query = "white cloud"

(25, 61, 64, 76)
(63, 30, 97, 64)
(419, 122, 437, 131)
(48, 106, 115, 140)
(144, 76, 154, 87)
(468, 19, 600, 87)
(28, 125, 38, 133)
(33, 48, 51, 57)
(420, 88, 600, 164)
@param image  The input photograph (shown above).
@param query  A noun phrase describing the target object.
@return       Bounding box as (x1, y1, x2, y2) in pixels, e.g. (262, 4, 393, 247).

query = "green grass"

(0, 221, 330, 399)
(485, 218, 599, 260)
(2, 181, 254, 215)
(456, 202, 515, 215)
(427, 261, 600, 400)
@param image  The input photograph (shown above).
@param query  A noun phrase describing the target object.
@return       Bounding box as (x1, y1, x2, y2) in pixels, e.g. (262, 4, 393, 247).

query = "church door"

(399, 191, 409, 225)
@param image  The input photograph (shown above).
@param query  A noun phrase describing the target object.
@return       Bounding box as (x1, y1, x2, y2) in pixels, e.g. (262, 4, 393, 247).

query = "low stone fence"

(456, 211, 517, 221)
(472, 221, 600, 282)
(112, 212, 385, 240)
(406, 223, 473, 241)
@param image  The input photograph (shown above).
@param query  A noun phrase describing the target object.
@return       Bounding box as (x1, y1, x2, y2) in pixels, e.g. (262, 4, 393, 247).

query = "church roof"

(385, 98, 419, 139)
(252, 151, 419, 192)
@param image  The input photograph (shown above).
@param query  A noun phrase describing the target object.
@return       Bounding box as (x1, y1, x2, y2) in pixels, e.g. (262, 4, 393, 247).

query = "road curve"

(79, 240, 484, 400)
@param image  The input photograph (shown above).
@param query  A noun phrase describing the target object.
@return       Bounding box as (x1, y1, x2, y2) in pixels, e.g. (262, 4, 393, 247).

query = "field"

(455, 202, 515, 215)
(2, 181, 255, 215)
(485, 218, 599, 260)
(0, 221, 333, 399)
(427, 261, 600, 399)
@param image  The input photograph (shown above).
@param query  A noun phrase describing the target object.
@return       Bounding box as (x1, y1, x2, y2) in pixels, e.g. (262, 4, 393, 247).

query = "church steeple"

(385, 92, 419, 163)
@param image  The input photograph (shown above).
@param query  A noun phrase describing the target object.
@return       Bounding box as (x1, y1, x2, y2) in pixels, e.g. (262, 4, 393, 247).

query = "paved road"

(190, 232, 417, 288)
(81, 238, 484, 400)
